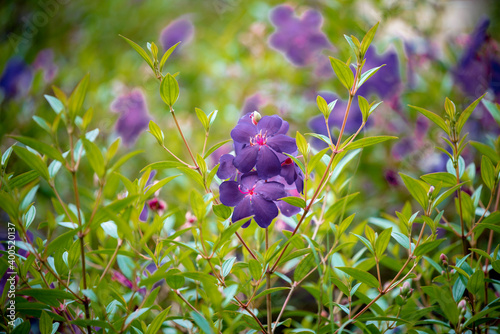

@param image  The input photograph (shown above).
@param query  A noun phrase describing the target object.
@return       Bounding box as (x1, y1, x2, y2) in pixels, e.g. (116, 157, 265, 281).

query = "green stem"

(266, 228, 272, 334)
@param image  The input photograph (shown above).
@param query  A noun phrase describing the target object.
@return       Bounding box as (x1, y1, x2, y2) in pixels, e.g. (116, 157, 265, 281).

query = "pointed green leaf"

(44, 95, 64, 114)
(12, 146, 50, 181)
(345, 136, 397, 151)
(336, 267, 379, 288)
(279, 196, 306, 209)
(329, 57, 354, 90)
(160, 73, 179, 107)
(160, 42, 181, 72)
(399, 173, 429, 210)
(409, 105, 449, 135)
(360, 22, 379, 57)
(10, 136, 64, 163)
(68, 74, 89, 118)
(456, 93, 487, 134)
(120, 35, 154, 70)
(82, 138, 105, 178)
(481, 155, 496, 190)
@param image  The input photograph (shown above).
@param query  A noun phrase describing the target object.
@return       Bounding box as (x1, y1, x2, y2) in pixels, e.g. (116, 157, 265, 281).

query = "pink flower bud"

(148, 198, 167, 216)
(250, 111, 262, 125)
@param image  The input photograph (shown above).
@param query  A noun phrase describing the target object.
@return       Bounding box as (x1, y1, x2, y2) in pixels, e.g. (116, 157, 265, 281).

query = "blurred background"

(1, 0, 499, 221)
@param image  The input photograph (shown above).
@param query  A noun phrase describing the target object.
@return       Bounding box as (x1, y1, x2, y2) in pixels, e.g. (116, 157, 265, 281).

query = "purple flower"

(0, 58, 33, 100)
(231, 114, 297, 179)
(242, 93, 267, 115)
(110, 89, 150, 146)
(356, 46, 401, 102)
(268, 5, 331, 66)
(453, 18, 500, 101)
(33, 49, 58, 82)
(278, 155, 304, 193)
(308, 92, 364, 149)
(160, 18, 194, 52)
(219, 172, 287, 228)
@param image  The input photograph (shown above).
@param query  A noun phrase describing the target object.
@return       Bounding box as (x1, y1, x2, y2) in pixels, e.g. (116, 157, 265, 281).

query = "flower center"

(238, 185, 256, 196)
(250, 131, 267, 146)
(281, 157, 293, 166)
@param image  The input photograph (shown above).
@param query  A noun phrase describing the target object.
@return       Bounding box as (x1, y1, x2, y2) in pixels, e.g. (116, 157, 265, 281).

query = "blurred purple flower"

(0, 58, 33, 100)
(453, 18, 500, 100)
(242, 93, 267, 115)
(33, 49, 58, 82)
(160, 18, 194, 52)
(110, 89, 150, 146)
(220, 172, 287, 228)
(231, 114, 297, 179)
(357, 46, 401, 104)
(268, 5, 332, 66)
(308, 92, 364, 149)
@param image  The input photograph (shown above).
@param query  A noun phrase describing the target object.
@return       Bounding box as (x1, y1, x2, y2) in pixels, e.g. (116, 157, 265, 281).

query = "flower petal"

(139, 204, 149, 222)
(255, 181, 286, 201)
(280, 163, 297, 185)
(240, 172, 260, 190)
(256, 146, 281, 179)
(219, 181, 245, 207)
(231, 122, 257, 144)
(277, 199, 301, 217)
(267, 134, 297, 153)
(252, 195, 279, 228)
(232, 196, 253, 228)
(233, 145, 259, 173)
(257, 115, 282, 135)
(217, 154, 236, 180)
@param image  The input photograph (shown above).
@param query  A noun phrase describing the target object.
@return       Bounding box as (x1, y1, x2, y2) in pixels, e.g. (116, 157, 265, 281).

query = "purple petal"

(232, 196, 253, 227)
(267, 134, 297, 153)
(256, 146, 281, 179)
(242, 94, 265, 115)
(217, 154, 236, 180)
(251, 195, 279, 228)
(257, 116, 282, 135)
(277, 199, 301, 217)
(255, 181, 286, 201)
(111, 89, 151, 146)
(301, 10, 322, 29)
(240, 172, 260, 190)
(219, 181, 245, 207)
(139, 204, 149, 222)
(233, 145, 259, 173)
(231, 122, 257, 144)
(270, 5, 294, 26)
(277, 120, 290, 134)
(280, 163, 296, 185)
(160, 18, 194, 52)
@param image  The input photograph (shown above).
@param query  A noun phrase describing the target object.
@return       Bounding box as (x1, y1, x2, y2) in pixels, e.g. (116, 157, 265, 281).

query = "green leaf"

(421, 172, 457, 188)
(1, 146, 13, 166)
(160, 73, 180, 107)
(82, 138, 105, 178)
(213, 218, 248, 250)
(470, 141, 500, 164)
(375, 227, 392, 257)
(148, 120, 164, 145)
(146, 307, 171, 334)
(190, 190, 206, 220)
(456, 93, 487, 135)
(357, 65, 385, 89)
(166, 269, 184, 289)
(345, 136, 397, 151)
(195, 107, 210, 132)
(9, 170, 39, 189)
(11, 135, 64, 163)
(317, 95, 332, 118)
(40, 310, 53, 334)
(469, 248, 492, 261)
(254, 287, 290, 300)
(203, 139, 232, 159)
(178, 166, 205, 189)
(336, 267, 379, 288)
(358, 96, 370, 123)
(44, 95, 64, 114)
(329, 57, 354, 90)
(159, 42, 180, 72)
(482, 99, 500, 125)
(294, 254, 315, 282)
(13, 146, 50, 181)
(399, 173, 429, 210)
(481, 155, 496, 190)
(120, 35, 154, 70)
(140, 160, 183, 173)
(433, 182, 468, 208)
(212, 204, 231, 220)
(221, 257, 236, 278)
(68, 74, 89, 118)
(279, 196, 306, 209)
(414, 239, 444, 256)
(191, 311, 214, 334)
(296, 131, 309, 157)
(144, 175, 180, 199)
(409, 105, 449, 135)
(467, 269, 484, 295)
(248, 259, 261, 280)
(360, 22, 379, 57)
(20, 289, 75, 307)
(109, 150, 144, 173)
(124, 308, 150, 327)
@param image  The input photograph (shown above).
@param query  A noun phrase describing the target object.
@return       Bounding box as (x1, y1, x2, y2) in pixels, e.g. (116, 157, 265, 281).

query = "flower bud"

(250, 111, 262, 125)
(147, 198, 167, 216)
(428, 186, 435, 196)
(458, 299, 467, 315)
(440, 253, 448, 266)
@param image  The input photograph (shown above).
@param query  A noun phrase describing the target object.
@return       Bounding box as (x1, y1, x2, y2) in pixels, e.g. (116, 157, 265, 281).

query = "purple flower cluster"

(268, 5, 331, 67)
(217, 113, 303, 228)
